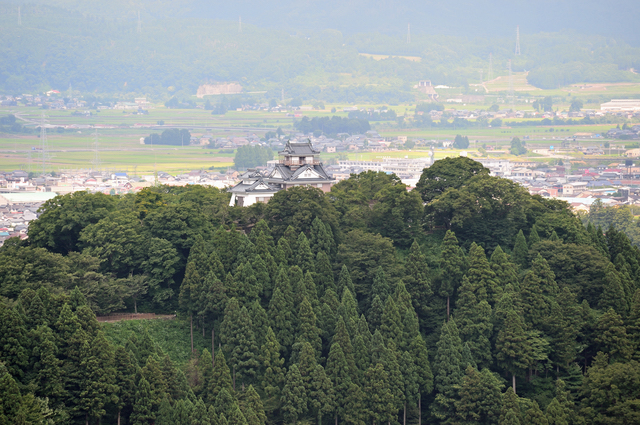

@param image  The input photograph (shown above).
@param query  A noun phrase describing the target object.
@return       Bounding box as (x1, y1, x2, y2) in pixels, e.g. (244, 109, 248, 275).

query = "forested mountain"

(1, 158, 640, 424)
(0, 1, 639, 97)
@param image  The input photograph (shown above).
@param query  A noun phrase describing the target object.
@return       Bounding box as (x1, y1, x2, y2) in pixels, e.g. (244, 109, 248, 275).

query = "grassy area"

(101, 318, 212, 366)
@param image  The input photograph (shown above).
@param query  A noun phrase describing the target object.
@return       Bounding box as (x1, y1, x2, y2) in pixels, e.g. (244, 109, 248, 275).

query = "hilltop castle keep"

(228, 141, 335, 206)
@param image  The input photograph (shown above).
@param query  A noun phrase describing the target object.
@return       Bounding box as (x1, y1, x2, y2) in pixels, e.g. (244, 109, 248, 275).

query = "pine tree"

(432, 319, 464, 419)
(439, 230, 467, 319)
(260, 327, 285, 398)
(141, 354, 168, 409)
(408, 334, 434, 396)
(131, 377, 154, 425)
(495, 310, 530, 394)
(214, 388, 237, 419)
(179, 262, 201, 353)
(281, 364, 307, 424)
(521, 399, 548, 425)
(289, 266, 305, 309)
(197, 349, 214, 397)
(227, 404, 248, 425)
(155, 396, 173, 425)
(189, 234, 211, 278)
(309, 364, 335, 425)
(336, 265, 355, 300)
(173, 398, 195, 425)
(209, 250, 226, 281)
(513, 229, 528, 269)
(296, 232, 315, 274)
(252, 255, 271, 299)
(455, 275, 493, 368)
(208, 351, 233, 404)
(404, 240, 433, 321)
(364, 363, 395, 425)
(80, 332, 118, 423)
(192, 398, 211, 425)
(297, 342, 318, 394)
(284, 225, 299, 251)
(302, 271, 319, 307)
(382, 339, 405, 415)
(315, 251, 335, 298)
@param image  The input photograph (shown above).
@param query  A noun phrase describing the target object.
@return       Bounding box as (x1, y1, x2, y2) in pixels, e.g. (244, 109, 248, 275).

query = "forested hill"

(1, 1, 639, 97)
(2, 158, 640, 424)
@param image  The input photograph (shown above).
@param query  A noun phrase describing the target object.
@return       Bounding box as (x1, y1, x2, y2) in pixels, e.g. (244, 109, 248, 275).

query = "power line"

(515, 25, 521, 55)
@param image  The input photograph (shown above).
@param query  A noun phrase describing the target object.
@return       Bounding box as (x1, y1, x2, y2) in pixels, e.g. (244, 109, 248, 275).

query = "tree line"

(1, 158, 640, 424)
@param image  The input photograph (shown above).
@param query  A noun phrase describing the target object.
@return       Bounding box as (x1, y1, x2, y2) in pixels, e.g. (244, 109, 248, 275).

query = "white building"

(475, 158, 512, 176)
(600, 99, 640, 112)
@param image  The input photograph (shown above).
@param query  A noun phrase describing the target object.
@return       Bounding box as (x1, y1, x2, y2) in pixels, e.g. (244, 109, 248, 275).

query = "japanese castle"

(228, 141, 335, 206)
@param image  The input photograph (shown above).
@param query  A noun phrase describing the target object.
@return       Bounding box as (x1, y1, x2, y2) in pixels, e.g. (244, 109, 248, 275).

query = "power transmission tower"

(18, 6, 21, 25)
(239, 16, 242, 33)
(515, 25, 521, 55)
(39, 113, 49, 177)
(137, 11, 142, 34)
(488, 53, 493, 81)
(92, 129, 101, 171)
(407, 23, 411, 44)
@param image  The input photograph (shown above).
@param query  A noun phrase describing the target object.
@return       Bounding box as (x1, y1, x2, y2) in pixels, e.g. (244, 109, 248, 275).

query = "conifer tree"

(380, 296, 402, 347)
(600, 262, 628, 314)
(302, 271, 319, 307)
(199, 271, 228, 329)
(131, 377, 154, 425)
(352, 332, 369, 382)
(455, 366, 503, 425)
(268, 287, 294, 354)
(214, 388, 236, 419)
(30, 325, 64, 404)
(400, 351, 419, 425)
(490, 245, 520, 290)
(294, 298, 322, 359)
(275, 237, 293, 267)
(289, 266, 305, 308)
(283, 225, 299, 251)
(549, 230, 559, 242)
(499, 387, 521, 425)
(241, 385, 267, 425)
(24, 293, 48, 329)
(189, 234, 211, 278)
(529, 225, 541, 246)
(371, 266, 392, 306)
(513, 229, 528, 269)
(343, 382, 367, 425)
(332, 317, 357, 379)
(368, 295, 385, 333)
(234, 262, 261, 305)
(260, 327, 285, 398)
(297, 342, 318, 394)
(180, 261, 201, 353)
(281, 364, 307, 424)
(382, 340, 405, 415)
(80, 331, 118, 423)
(338, 288, 359, 336)
(209, 250, 226, 281)
(594, 308, 633, 361)
(439, 230, 466, 319)
(235, 236, 257, 271)
(336, 265, 355, 300)
(466, 243, 500, 304)
(252, 254, 271, 299)
(461, 342, 477, 370)
(325, 342, 352, 423)
(310, 217, 335, 258)
(227, 404, 248, 425)
(296, 232, 315, 274)
(249, 300, 269, 348)
(315, 251, 335, 297)
(192, 398, 211, 425)
(0, 361, 23, 423)
(405, 241, 433, 308)
(521, 400, 548, 425)
(0, 306, 28, 379)
(309, 364, 335, 425)
(114, 345, 136, 425)
(455, 275, 493, 368)
(208, 350, 233, 404)
(197, 349, 214, 397)
(408, 334, 434, 396)
(432, 319, 464, 419)
(141, 355, 168, 408)
(496, 310, 530, 394)
(222, 302, 261, 383)
(155, 396, 173, 425)
(364, 363, 395, 425)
